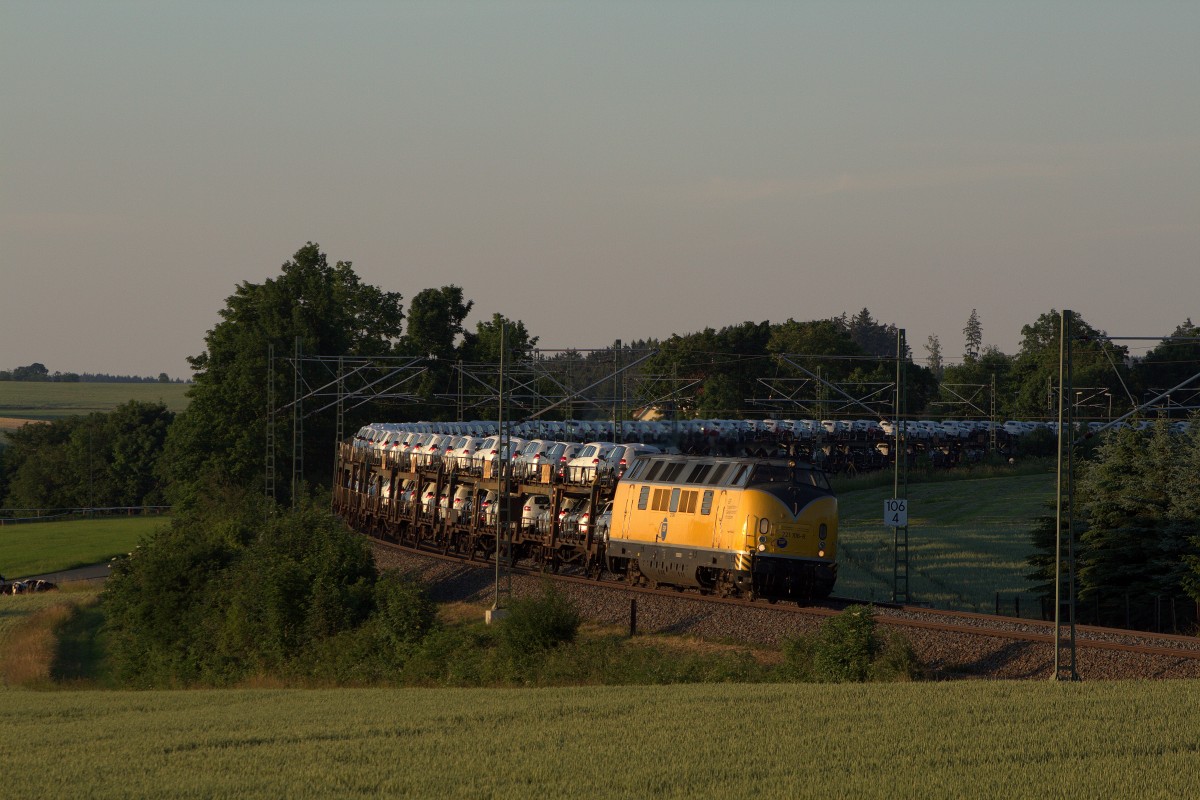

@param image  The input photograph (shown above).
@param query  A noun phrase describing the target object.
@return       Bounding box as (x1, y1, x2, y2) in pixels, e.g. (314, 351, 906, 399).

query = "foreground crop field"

(1, 681, 1197, 799)
(836, 472, 1055, 612)
(0, 381, 191, 423)
(0, 516, 168, 577)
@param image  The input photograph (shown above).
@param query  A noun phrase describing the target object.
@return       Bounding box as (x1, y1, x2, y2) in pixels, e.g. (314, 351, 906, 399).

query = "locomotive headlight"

(818, 549, 826, 557)
(758, 544, 766, 552)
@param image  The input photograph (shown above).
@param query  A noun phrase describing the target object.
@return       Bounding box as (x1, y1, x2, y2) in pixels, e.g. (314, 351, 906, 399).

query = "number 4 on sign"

(884, 498, 908, 528)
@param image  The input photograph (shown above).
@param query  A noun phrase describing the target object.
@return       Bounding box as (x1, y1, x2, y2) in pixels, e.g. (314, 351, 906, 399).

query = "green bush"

(778, 635, 815, 681)
(498, 585, 581, 656)
(399, 626, 498, 687)
(789, 605, 925, 683)
(102, 490, 438, 686)
(871, 632, 926, 682)
(810, 605, 879, 682)
(369, 571, 438, 658)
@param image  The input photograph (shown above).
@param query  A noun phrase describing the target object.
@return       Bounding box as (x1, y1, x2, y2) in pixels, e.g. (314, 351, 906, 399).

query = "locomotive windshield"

(748, 462, 832, 492)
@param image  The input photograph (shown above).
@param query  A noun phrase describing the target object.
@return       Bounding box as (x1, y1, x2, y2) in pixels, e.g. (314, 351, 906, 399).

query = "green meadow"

(835, 471, 1055, 613)
(0, 381, 191, 422)
(0, 516, 167, 577)
(1, 681, 1197, 799)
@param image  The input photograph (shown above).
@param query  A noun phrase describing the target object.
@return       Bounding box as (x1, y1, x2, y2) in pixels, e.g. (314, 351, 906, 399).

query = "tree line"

(0, 239, 1195, 638)
(0, 401, 174, 510)
(0, 363, 183, 383)
(3, 242, 1196, 513)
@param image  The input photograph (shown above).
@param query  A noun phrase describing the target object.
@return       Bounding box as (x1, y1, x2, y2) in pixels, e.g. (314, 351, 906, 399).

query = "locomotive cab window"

(626, 459, 651, 481)
(730, 465, 751, 486)
(794, 467, 832, 491)
(749, 463, 790, 484)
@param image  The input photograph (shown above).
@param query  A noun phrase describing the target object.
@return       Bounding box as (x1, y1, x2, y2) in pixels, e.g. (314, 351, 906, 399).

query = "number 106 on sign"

(884, 498, 908, 528)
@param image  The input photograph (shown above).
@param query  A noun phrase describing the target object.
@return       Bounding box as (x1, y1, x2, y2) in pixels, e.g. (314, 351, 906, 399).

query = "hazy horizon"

(4, 2, 1197, 380)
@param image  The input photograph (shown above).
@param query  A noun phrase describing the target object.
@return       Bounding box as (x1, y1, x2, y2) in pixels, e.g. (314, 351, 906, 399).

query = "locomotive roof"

(623, 453, 831, 491)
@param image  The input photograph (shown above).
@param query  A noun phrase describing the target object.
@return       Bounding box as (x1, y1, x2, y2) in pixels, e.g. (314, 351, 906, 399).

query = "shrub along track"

(368, 537, 1200, 681)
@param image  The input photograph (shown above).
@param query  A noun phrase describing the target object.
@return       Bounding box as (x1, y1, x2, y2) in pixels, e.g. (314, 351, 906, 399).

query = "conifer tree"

(1076, 425, 1156, 624)
(962, 309, 982, 362)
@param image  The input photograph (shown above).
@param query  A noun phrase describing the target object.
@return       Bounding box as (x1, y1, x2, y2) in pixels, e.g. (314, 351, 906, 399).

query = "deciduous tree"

(1009, 310, 1129, 419)
(161, 243, 405, 506)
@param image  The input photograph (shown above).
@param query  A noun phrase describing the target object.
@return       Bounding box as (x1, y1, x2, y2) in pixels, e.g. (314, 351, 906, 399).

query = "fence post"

(995, 591, 1000, 616)
(1014, 595, 1020, 618)
(629, 598, 637, 637)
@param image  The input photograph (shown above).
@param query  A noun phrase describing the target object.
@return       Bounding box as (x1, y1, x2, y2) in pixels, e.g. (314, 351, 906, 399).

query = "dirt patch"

(0, 417, 42, 431)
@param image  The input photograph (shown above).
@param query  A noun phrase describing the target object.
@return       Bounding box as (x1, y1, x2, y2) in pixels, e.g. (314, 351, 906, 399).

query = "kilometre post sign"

(884, 498, 908, 528)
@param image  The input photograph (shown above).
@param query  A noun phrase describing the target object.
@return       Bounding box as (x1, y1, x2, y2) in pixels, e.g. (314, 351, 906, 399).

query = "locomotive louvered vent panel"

(700, 490, 714, 515)
(638, 485, 650, 510)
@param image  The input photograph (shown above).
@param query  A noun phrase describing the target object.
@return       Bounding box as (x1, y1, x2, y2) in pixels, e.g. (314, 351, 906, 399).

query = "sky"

(3, 1, 1198, 379)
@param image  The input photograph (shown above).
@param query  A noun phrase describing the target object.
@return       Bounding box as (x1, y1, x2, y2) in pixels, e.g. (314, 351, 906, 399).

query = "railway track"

(366, 535, 1200, 679)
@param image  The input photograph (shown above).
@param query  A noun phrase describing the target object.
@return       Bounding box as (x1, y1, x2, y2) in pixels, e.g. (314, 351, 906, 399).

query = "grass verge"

(0, 585, 103, 688)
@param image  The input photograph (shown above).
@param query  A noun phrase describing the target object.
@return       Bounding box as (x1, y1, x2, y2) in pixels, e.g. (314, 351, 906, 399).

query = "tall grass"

(0, 586, 102, 687)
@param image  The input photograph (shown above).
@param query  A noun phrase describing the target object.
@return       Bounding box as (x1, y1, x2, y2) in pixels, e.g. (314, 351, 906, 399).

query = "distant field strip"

(0, 382, 191, 420)
(2, 682, 1198, 798)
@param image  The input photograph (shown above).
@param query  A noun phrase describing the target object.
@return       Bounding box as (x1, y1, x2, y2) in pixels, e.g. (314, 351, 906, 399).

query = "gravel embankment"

(372, 542, 1200, 681)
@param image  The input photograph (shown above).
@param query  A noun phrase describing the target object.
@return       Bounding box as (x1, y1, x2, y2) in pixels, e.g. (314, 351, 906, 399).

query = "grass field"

(0, 516, 168, 577)
(1, 681, 1197, 798)
(835, 471, 1056, 613)
(0, 381, 191, 424)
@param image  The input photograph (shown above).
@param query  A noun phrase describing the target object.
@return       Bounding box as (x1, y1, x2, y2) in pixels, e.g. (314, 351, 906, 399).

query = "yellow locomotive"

(604, 454, 837, 601)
